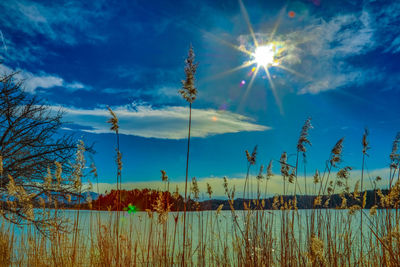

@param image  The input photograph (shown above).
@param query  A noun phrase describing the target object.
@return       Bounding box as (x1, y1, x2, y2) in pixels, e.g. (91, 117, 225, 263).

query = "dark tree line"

(80, 188, 398, 212)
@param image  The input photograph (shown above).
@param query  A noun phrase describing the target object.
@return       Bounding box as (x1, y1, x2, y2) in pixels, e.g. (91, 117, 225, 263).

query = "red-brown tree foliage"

(90, 189, 188, 211)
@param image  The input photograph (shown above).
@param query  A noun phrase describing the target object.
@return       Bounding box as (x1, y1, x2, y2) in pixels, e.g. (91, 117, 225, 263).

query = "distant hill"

(68, 188, 395, 211)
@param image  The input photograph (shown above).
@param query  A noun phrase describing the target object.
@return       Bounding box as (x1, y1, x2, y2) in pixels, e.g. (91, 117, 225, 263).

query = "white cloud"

(291, 2, 400, 94)
(156, 86, 181, 99)
(89, 167, 391, 198)
(67, 82, 86, 90)
(299, 70, 363, 94)
(23, 74, 63, 92)
(288, 12, 374, 94)
(58, 104, 270, 139)
(0, 64, 89, 93)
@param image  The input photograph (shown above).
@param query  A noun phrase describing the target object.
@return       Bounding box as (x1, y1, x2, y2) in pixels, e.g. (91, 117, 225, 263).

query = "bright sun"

(253, 44, 276, 67)
(205, 0, 304, 114)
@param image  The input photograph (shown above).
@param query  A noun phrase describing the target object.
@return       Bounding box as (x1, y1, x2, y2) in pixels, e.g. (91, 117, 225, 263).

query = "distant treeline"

(85, 189, 185, 211)
(68, 188, 398, 211)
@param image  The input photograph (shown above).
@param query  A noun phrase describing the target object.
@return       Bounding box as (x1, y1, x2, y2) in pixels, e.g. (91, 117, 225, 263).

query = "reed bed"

(0, 205, 399, 266)
(1, 119, 400, 267)
(1, 98, 400, 267)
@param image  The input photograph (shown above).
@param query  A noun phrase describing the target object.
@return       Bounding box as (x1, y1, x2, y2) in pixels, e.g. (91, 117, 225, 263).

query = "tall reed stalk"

(178, 45, 198, 266)
(107, 107, 122, 266)
(360, 128, 369, 264)
(72, 140, 85, 264)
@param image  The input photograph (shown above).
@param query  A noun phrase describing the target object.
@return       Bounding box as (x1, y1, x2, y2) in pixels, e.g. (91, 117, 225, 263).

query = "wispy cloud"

(109, 65, 182, 101)
(373, 1, 400, 54)
(101, 85, 181, 104)
(293, 11, 374, 94)
(0, 64, 89, 93)
(0, 0, 110, 45)
(294, 2, 400, 94)
(58, 104, 270, 139)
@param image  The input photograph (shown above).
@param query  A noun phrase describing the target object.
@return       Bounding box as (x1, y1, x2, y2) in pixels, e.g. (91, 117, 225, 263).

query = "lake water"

(1, 208, 398, 264)
(2, 208, 394, 242)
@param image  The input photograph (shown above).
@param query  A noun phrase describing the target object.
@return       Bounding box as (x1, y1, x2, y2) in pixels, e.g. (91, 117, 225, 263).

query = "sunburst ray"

(268, 7, 286, 43)
(201, 29, 253, 56)
(264, 66, 284, 114)
(239, 0, 258, 47)
(237, 65, 260, 112)
(203, 60, 255, 82)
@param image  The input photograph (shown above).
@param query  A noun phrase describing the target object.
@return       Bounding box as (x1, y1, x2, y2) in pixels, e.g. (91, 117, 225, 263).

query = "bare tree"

(0, 71, 84, 234)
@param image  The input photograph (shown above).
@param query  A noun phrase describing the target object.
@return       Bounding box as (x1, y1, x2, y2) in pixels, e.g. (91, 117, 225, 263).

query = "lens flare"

(123, 203, 137, 214)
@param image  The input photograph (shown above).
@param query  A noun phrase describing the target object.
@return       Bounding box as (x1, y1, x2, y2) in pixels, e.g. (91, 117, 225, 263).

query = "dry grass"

(0, 192, 399, 267)
(0, 224, 13, 267)
(0, 169, 399, 266)
(1, 116, 400, 266)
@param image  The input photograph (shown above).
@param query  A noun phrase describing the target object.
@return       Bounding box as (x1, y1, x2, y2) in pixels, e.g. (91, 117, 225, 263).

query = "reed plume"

(330, 138, 344, 167)
(161, 170, 168, 182)
(243, 145, 257, 206)
(297, 117, 312, 153)
(297, 117, 312, 195)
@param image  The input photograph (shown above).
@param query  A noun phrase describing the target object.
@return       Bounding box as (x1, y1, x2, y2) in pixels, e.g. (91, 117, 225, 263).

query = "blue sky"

(1, 0, 400, 197)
